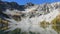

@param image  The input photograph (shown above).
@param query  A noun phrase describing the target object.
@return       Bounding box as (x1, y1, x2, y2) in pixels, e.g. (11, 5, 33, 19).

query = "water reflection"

(0, 15, 60, 34)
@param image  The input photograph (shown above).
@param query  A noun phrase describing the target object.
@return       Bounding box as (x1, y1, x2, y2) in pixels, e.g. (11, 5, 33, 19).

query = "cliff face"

(0, 1, 60, 34)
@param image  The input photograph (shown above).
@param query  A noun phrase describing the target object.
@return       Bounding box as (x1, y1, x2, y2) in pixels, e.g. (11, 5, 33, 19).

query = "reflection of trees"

(40, 20, 49, 29)
(0, 18, 9, 30)
(8, 28, 21, 34)
(51, 15, 60, 34)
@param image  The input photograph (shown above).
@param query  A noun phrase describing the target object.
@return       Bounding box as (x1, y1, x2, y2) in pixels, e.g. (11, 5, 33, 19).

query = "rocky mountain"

(0, 1, 60, 34)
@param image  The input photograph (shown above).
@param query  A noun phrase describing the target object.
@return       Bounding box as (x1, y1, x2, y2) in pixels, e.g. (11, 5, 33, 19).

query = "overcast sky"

(2, 0, 60, 5)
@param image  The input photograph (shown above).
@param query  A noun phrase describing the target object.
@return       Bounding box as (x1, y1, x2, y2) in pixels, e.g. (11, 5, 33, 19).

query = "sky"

(1, 0, 60, 5)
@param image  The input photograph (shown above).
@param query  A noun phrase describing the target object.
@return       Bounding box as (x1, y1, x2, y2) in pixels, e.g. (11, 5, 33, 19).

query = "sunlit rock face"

(0, 1, 60, 34)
